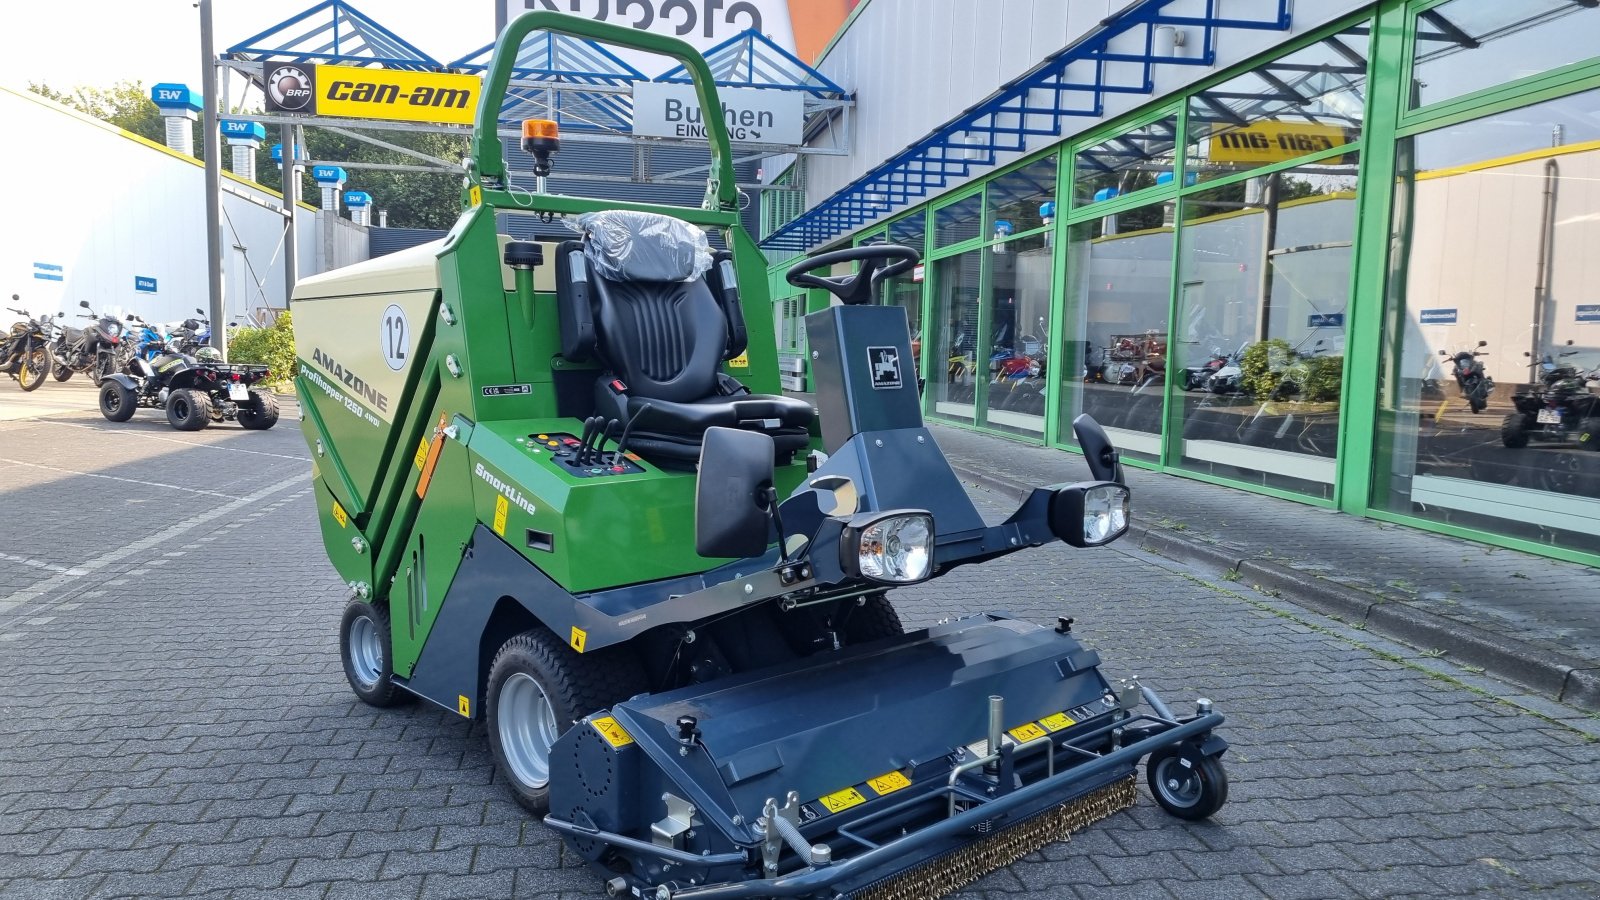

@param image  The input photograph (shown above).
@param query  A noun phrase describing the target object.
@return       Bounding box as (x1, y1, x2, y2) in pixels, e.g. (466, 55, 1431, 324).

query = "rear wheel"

(1147, 744, 1228, 821)
(17, 342, 50, 391)
(486, 628, 647, 815)
(339, 600, 408, 708)
(99, 381, 137, 422)
(1501, 413, 1530, 449)
(166, 389, 212, 431)
(237, 390, 280, 430)
(52, 360, 73, 382)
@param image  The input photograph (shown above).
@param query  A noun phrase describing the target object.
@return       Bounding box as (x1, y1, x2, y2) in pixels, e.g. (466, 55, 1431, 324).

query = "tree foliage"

(252, 128, 467, 229)
(29, 80, 205, 160)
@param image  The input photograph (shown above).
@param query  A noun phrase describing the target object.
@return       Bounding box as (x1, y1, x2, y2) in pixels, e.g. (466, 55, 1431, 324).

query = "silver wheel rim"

(1154, 756, 1202, 808)
(498, 672, 559, 789)
(347, 615, 383, 689)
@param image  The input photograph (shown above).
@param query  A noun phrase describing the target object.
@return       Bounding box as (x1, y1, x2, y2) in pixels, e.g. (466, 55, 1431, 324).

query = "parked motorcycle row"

(943, 316, 1052, 417)
(2, 295, 279, 432)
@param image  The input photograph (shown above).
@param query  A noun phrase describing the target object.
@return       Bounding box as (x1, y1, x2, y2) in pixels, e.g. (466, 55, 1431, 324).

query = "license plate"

(228, 383, 250, 402)
(1536, 408, 1562, 425)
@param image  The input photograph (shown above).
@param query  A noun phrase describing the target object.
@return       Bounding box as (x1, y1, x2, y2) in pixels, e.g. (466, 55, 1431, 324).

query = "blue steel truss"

(656, 29, 849, 99)
(760, 0, 1294, 251)
(449, 34, 646, 133)
(226, 0, 442, 70)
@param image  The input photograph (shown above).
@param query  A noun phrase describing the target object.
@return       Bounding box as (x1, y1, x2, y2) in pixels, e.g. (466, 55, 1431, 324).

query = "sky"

(0, 0, 498, 98)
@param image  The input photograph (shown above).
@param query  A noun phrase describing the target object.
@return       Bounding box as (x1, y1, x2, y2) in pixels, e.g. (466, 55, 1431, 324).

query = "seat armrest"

(708, 251, 747, 361)
(555, 240, 597, 362)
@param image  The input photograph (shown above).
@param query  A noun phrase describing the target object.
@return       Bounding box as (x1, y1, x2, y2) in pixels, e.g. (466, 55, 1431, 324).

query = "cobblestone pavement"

(1, 382, 1598, 899)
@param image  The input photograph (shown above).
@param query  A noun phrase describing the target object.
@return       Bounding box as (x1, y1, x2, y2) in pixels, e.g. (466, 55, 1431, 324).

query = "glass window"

(1072, 115, 1179, 207)
(1410, 0, 1600, 110)
(980, 234, 1052, 438)
(1059, 201, 1174, 462)
(889, 213, 926, 248)
(1376, 90, 1600, 556)
(934, 194, 984, 248)
(1169, 162, 1360, 498)
(1186, 22, 1369, 184)
(881, 215, 926, 369)
(986, 156, 1058, 239)
(929, 250, 984, 425)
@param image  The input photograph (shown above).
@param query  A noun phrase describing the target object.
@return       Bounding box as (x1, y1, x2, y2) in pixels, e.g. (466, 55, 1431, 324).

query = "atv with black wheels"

(99, 348, 277, 431)
(295, 13, 1229, 900)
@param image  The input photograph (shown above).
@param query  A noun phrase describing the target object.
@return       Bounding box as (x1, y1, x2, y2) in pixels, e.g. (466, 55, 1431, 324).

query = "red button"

(610, 465, 625, 473)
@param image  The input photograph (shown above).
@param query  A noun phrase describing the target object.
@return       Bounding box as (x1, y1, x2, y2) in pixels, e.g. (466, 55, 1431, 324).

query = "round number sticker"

(380, 304, 409, 371)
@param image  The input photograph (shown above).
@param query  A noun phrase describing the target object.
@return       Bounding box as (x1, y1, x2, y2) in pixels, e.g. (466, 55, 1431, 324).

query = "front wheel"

(1146, 744, 1228, 821)
(237, 391, 280, 430)
(485, 628, 646, 815)
(1501, 413, 1531, 449)
(166, 389, 212, 431)
(17, 342, 51, 391)
(339, 600, 408, 707)
(99, 380, 137, 422)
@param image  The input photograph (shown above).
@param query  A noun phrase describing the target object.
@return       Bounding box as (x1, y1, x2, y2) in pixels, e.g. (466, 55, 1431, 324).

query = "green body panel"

(385, 434, 479, 677)
(310, 475, 372, 588)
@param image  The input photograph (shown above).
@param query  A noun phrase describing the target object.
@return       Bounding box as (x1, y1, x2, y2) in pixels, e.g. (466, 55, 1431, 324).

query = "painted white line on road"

(0, 552, 70, 574)
(36, 419, 311, 461)
(0, 457, 237, 499)
(0, 473, 307, 609)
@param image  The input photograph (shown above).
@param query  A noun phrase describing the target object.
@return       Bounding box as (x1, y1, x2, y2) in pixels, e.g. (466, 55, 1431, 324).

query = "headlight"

(841, 510, 934, 584)
(105, 322, 121, 335)
(1050, 482, 1130, 547)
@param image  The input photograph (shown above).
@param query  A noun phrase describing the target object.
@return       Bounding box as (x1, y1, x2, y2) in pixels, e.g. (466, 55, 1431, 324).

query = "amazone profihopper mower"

(292, 12, 1228, 899)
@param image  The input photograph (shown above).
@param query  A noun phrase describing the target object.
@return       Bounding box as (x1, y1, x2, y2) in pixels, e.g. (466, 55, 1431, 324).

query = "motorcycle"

(1439, 340, 1493, 413)
(2, 296, 57, 391)
(123, 315, 169, 365)
(51, 300, 124, 385)
(1502, 340, 1600, 450)
(1181, 344, 1234, 392)
(99, 338, 279, 431)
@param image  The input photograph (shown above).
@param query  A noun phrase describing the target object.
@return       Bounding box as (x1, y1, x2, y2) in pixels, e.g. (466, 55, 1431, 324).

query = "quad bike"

(98, 343, 278, 431)
(1502, 341, 1600, 450)
(293, 14, 1229, 900)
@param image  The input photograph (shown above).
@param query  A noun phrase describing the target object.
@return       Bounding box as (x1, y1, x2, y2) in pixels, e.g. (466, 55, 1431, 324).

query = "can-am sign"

(632, 81, 802, 145)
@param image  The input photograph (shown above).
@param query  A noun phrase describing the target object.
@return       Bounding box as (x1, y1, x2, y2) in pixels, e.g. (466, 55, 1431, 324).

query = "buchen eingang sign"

(632, 81, 802, 145)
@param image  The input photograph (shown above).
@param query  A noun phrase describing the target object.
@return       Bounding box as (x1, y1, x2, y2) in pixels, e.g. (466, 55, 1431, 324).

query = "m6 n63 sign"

(632, 81, 803, 145)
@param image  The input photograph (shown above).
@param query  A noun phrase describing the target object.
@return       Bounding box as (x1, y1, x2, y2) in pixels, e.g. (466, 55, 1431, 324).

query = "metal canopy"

(449, 33, 644, 134)
(759, 0, 1295, 252)
(226, 0, 442, 70)
(656, 29, 849, 99)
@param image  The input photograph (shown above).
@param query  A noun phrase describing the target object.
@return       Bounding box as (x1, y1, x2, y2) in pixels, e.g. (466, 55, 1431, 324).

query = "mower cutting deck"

(291, 12, 1228, 900)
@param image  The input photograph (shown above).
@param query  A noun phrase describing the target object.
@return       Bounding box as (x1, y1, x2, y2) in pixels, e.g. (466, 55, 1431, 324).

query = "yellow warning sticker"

(727, 351, 749, 368)
(866, 771, 911, 796)
(414, 437, 429, 470)
(1040, 712, 1076, 732)
(819, 786, 867, 814)
(469, 185, 482, 207)
(591, 716, 634, 748)
(570, 626, 587, 653)
(457, 695, 471, 717)
(331, 500, 348, 528)
(493, 494, 509, 536)
(1009, 722, 1048, 743)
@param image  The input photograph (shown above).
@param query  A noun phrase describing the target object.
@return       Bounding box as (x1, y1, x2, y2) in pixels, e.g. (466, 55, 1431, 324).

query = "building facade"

(764, 0, 1600, 565)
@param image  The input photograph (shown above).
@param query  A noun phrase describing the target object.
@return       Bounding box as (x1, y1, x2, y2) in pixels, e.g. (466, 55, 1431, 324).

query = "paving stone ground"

(1, 382, 1597, 899)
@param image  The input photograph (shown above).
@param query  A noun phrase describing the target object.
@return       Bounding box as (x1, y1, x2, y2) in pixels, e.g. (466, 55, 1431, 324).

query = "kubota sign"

(262, 62, 481, 125)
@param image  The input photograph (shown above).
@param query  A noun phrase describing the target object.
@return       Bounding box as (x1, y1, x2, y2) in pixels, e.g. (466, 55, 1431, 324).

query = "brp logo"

(266, 65, 314, 111)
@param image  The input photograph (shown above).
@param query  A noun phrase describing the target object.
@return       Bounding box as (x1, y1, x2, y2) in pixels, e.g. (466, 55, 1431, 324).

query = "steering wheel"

(785, 244, 920, 306)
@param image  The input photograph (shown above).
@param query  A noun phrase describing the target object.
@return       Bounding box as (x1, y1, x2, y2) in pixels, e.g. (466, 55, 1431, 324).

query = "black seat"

(556, 211, 813, 465)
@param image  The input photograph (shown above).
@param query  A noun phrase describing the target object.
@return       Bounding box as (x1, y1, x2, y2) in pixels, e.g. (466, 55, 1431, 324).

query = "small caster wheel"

(1146, 744, 1228, 820)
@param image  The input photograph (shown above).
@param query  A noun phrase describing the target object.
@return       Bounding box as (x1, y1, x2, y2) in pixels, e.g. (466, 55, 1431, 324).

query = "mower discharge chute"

(290, 12, 1228, 899)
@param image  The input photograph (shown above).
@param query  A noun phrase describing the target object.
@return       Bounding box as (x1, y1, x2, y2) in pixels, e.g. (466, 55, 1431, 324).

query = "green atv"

(292, 12, 1228, 899)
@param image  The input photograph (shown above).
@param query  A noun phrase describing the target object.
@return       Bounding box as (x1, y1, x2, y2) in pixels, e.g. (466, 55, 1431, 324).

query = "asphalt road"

(1, 380, 1598, 899)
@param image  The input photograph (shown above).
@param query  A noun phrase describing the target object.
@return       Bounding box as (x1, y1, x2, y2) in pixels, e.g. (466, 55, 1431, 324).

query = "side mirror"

(695, 427, 775, 559)
(1072, 414, 1123, 484)
(1439, 349, 1447, 357)
(196, 308, 205, 316)
(10, 294, 17, 301)
(78, 300, 90, 309)
(1525, 351, 1532, 357)
(1566, 339, 1575, 346)
(1478, 340, 1487, 347)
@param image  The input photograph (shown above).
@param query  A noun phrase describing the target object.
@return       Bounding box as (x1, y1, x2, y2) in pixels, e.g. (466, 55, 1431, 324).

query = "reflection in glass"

(929, 251, 983, 425)
(1171, 163, 1359, 498)
(882, 216, 926, 377)
(1187, 22, 1368, 185)
(934, 194, 983, 248)
(1411, 0, 1600, 110)
(1061, 202, 1173, 462)
(987, 156, 1059, 238)
(981, 234, 1051, 437)
(1072, 116, 1179, 207)
(1376, 91, 1600, 555)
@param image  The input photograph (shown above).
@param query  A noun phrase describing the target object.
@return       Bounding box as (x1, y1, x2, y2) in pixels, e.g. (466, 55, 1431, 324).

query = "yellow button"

(537, 433, 549, 440)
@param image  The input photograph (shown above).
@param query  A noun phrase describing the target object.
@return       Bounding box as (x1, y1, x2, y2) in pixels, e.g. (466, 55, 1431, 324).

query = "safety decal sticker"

(331, 500, 348, 528)
(1008, 722, 1048, 743)
(414, 437, 429, 470)
(591, 716, 634, 748)
(866, 771, 911, 796)
(457, 695, 471, 717)
(570, 626, 588, 653)
(819, 786, 867, 814)
(1039, 712, 1077, 732)
(727, 350, 749, 368)
(492, 495, 509, 536)
(482, 383, 533, 397)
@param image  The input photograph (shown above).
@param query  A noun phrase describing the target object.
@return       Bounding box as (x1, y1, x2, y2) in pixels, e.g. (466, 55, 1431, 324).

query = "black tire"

(98, 381, 137, 422)
(166, 389, 212, 431)
(486, 628, 648, 815)
(238, 390, 280, 430)
(52, 363, 73, 382)
(1147, 744, 1228, 821)
(17, 342, 50, 392)
(841, 593, 905, 644)
(1501, 413, 1530, 449)
(339, 600, 409, 708)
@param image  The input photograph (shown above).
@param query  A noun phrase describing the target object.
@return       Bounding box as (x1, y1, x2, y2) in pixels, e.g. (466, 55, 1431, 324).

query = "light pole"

(198, 0, 227, 357)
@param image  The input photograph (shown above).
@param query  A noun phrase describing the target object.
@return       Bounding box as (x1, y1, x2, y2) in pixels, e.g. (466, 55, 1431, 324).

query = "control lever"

(577, 416, 601, 463)
(611, 403, 652, 466)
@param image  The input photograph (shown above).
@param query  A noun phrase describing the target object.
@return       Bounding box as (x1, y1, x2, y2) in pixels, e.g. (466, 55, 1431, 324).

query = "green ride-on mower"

(292, 12, 1228, 899)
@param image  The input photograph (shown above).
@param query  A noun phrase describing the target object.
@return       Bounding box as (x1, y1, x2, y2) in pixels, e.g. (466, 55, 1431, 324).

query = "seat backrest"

(590, 273, 727, 404)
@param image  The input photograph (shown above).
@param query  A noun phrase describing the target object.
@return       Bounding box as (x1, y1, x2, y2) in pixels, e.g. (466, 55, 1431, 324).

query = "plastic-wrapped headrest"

(570, 210, 712, 283)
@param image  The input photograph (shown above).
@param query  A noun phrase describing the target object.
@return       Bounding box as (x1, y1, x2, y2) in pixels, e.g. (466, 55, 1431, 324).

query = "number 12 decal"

(381, 304, 409, 371)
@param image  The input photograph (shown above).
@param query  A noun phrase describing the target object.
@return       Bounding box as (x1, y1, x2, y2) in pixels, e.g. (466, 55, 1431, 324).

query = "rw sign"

(632, 82, 802, 146)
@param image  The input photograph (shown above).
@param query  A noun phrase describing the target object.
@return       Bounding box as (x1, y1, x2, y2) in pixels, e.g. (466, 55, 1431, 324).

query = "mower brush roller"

(290, 11, 1229, 899)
